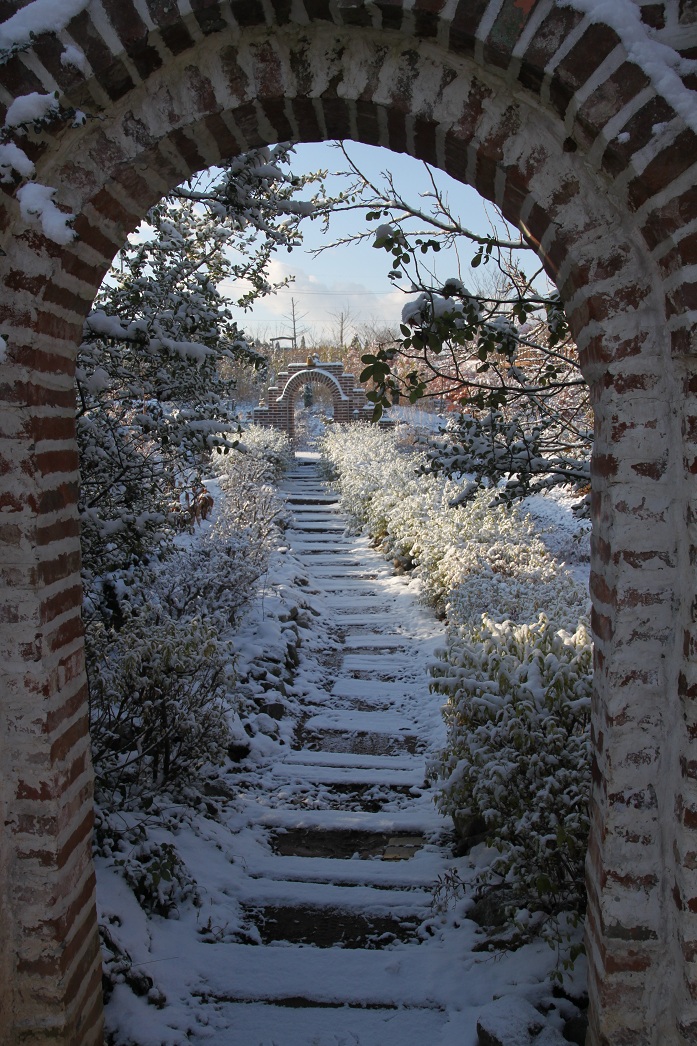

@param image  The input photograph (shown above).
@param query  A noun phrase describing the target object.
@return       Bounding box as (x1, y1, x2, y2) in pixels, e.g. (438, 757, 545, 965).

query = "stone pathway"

(209, 453, 465, 1044)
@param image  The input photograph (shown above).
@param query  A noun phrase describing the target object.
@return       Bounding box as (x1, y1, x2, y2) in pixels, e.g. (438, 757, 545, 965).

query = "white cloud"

(220, 257, 405, 343)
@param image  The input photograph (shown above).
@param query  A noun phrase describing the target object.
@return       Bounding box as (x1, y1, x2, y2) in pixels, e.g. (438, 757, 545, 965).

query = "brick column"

(0, 280, 103, 1044)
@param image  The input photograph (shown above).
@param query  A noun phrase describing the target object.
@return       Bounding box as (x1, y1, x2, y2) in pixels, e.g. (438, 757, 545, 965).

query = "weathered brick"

(628, 130, 697, 211)
(549, 23, 622, 119)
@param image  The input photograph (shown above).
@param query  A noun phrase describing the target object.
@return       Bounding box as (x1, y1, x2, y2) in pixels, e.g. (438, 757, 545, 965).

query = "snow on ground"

(96, 449, 587, 1046)
(519, 488, 591, 588)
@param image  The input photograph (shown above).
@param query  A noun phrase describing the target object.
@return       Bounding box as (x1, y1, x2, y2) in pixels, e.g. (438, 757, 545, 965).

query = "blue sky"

(227, 141, 535, 346)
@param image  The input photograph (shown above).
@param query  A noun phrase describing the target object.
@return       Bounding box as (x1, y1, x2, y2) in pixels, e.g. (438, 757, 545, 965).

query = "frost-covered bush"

(117, 841, 199, 919)
(432, 614, 592, 926)
(228, 424, 293, 480)
(162, 486, 282, 631)
(88, 612, 234, 798)
(213, 452, 289, 564)
(86, 438, 291, 803)
(444, 528, 587, 633)
(420, 409, 591, 508)
(320, 422, 428, 534)
(320, 424, 586, 629)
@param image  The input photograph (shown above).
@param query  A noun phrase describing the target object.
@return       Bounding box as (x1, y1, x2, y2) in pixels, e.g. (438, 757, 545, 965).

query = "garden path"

(101, 451, 582, 1045)
(212, 451, 467, 1043)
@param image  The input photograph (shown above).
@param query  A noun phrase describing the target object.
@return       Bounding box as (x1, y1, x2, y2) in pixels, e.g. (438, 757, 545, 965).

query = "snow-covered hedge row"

(432, 614, 592, 928)
(224, 424, 293, 481)
(320, 424, 587, 629)
(321, 423, 591, 940)
(88, 446, 289, 804)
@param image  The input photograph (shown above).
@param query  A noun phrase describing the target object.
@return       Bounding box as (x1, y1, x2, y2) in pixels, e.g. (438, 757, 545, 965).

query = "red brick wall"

(253, 363, 369, 436)
(1, 2, 696, 1042)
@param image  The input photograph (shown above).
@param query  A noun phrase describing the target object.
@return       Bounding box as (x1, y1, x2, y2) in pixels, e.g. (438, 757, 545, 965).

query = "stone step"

(302, 730, 420, 756)
(185, 944, 457, 1009)
(271, 762, 426, 788)
(288, 522, 346, 532)
(269, 827, 424, 861)
(241, 903, 423, 948)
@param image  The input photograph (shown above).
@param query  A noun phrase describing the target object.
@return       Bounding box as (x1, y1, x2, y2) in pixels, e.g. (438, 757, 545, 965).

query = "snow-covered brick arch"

(253, 361, 372, 437)
(0, 1, 696, 1043)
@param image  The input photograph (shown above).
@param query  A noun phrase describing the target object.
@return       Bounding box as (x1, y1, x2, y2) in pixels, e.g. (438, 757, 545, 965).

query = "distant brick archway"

(253, 362, 372, 438)
(1, 3, 697, 1043)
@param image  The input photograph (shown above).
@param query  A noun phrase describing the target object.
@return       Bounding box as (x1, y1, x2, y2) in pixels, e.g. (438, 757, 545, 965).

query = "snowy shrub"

(88, 613, 235, 798)
(229, 424, 293, 480)
(213, 452, 289, 560)
(160, 505, 278, 631)
(320, 423, 427, 536)
(321, 424, 586, 629)
(116, 841, 199, 918)
(77, 402, 176, 588)
(419, 409, 590, 508)
(431, 614, 592, 926)
(100, 924, 164, 1004)
(86, 435, 291, 801)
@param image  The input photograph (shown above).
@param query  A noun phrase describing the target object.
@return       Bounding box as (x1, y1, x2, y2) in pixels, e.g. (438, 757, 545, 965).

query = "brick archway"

(253, 362, 371, 438)
(1, 3, 696, 1043)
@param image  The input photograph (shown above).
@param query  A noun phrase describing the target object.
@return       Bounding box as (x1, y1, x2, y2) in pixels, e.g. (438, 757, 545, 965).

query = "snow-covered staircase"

(99, 452, 587, 1046)
(200, 452, 461, 1043)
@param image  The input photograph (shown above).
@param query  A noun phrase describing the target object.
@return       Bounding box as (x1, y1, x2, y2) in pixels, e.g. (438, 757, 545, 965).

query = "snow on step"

(334, 611, 399, 626)
(237, 876, 432, 911)
(271, 762, 426, 788)
(285, 494, 338, 502)
(343, 653, 416, 673)
(249, 805, 444, 835)
(330, 594, 401, 610)
(303, 710, 419, 735)
(289, 533, 353, 544)
(283, 749, 418, 770)
(317, 577, 384, 590)
(289, 511, 340, 521)
(343, 635, 408, 650)
(197, 1001, 449, 1046)
(288, 521, 346, 532)
(311, 565, 382, 576)
(331, 678, 413, 702)
(244, 851, 444, 888)
(323, 596, 395, 613)
(302, 554, 363, 566)
(181, 941, 467, 1009)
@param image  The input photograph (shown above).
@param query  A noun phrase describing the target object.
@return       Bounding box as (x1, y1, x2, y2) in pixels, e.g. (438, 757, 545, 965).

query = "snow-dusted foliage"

(320, 424, 587, 628)
(88, 613, 235, 798)
(431, 614, 592, 929)
(87, 440, 294, 933)
(87, 456, 287, 800)
(321, 422, 591, 943)
(227, 424, 294, 481)
(78, 149, 318, 597)
(420, 408, 591, 508)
